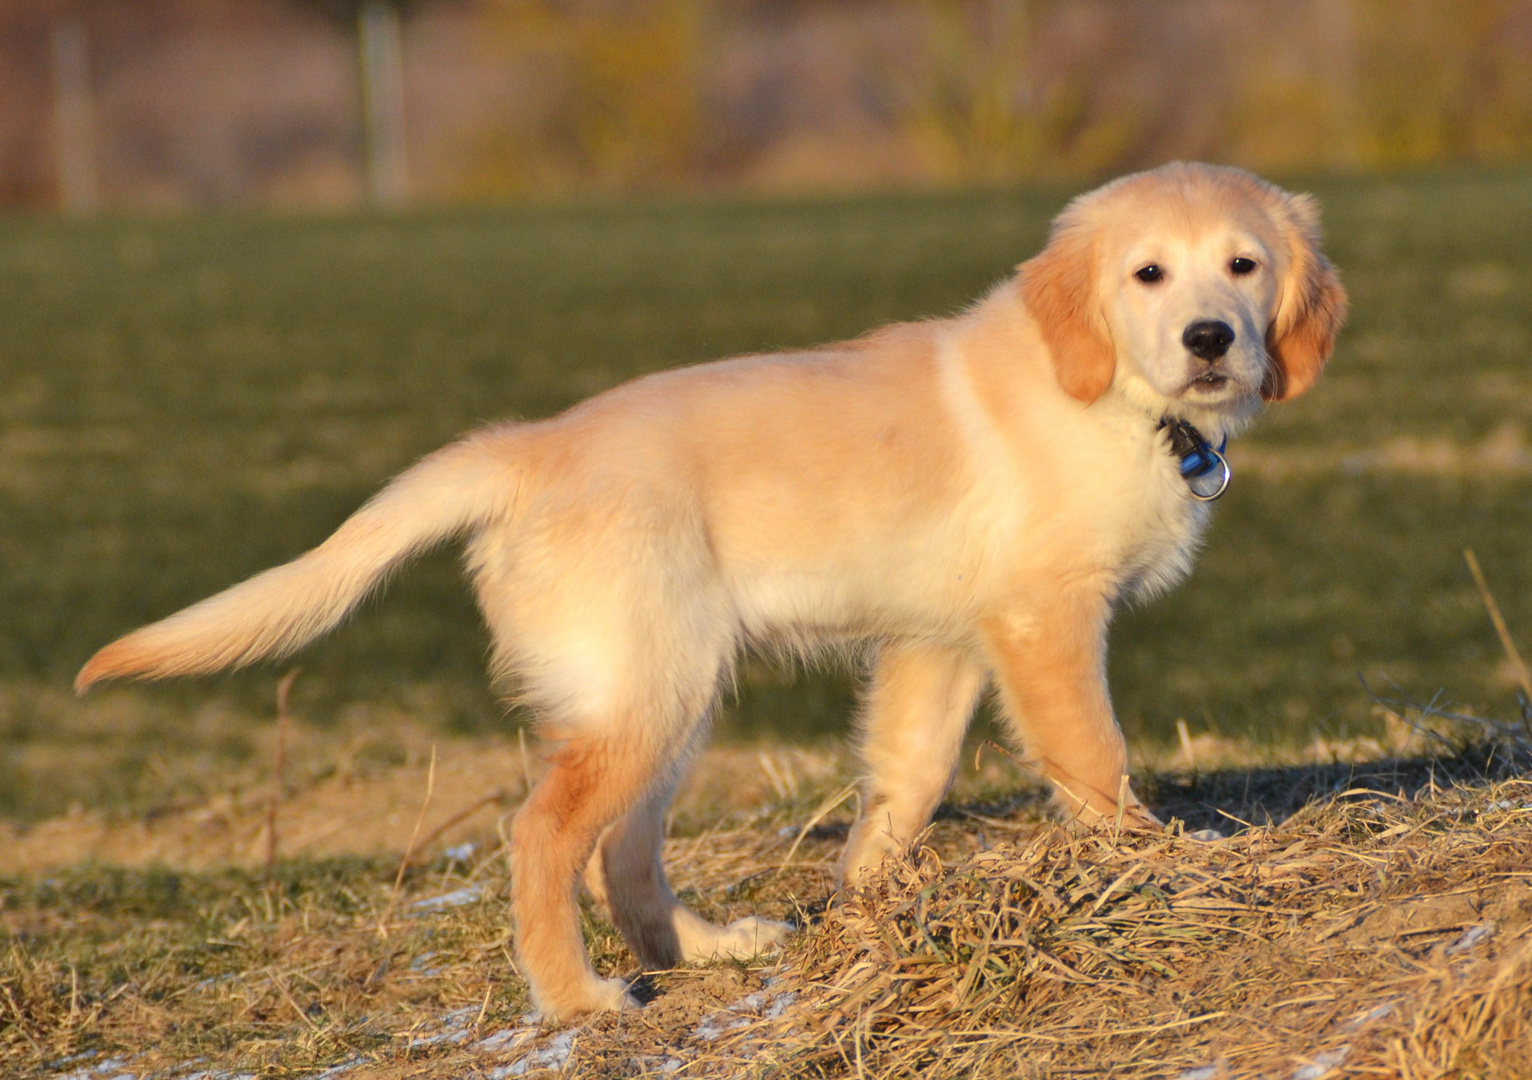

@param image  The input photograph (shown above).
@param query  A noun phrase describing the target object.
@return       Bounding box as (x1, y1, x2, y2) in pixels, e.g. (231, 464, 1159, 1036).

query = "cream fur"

(76, 163, 1346, 1021)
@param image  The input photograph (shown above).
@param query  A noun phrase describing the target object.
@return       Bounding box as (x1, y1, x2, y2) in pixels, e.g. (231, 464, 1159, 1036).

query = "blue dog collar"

(1158, 418, 1231, 501)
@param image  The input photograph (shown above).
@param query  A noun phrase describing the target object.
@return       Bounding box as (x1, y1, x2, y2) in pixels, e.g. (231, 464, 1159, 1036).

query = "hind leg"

(480, 496, 751, 1015)
(583, 751, 792, 970)
(503, 614, 741, 1015)
(509, 732, 669, 1019)
(839, 643, 988, 887)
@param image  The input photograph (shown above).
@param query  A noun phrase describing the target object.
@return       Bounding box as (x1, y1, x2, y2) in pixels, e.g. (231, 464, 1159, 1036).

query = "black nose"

(1183, 320, 1235, 361)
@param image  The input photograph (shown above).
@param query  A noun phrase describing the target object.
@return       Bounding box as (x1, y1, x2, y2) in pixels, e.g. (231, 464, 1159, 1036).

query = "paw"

(683, 916, 794, 962)
(726, 915, 794, 956)
(535, 974, 638, 1022)
(1070, 803, 1162, 832)
(839, 834, 904, 889)
(1118, 804, 1164, 830)
(595, 975, 641, 1012)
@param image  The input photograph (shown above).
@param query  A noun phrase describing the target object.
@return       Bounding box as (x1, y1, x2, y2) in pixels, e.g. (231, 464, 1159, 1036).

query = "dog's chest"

(993, 403, 1215, 604)
(1108, 449, 1211, 602)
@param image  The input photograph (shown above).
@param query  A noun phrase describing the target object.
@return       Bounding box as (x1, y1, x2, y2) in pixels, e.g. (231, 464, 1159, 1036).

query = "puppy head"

(1020, 163, 1347, 426)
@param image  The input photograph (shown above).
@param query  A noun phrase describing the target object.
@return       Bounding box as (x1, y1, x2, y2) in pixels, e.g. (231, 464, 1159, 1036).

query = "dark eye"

(1230, 257, 1257, 276)
(1135, 264, 1163, 284)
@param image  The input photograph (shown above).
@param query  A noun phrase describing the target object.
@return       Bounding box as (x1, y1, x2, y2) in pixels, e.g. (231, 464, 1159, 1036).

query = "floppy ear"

(1020, 224, 1115, 404)
(1263, 194, 1348, 402)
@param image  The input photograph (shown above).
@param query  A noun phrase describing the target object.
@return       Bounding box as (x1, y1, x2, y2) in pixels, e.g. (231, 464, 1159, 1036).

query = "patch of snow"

(1340, 1001, 1394, 1032)
(407, 1005, 478, 1047)
(1176, 1067, 1219, 1080)
(444, 842, 477, 862)
(302, 1057, 363, 1079)
(487, 1029, 577, 1078)
(1447, 922, 1496, 956)
(50, 1050, 99, 1069)
(764, 991, 797, 1019)
(189, 973, 238, 993)
(1291, 1045, 1350, 1080)
(474, 1026, 538, 1054)
(408, 885, 484, 913)
(690, 980, 798, 1044)
(59, 1057, 137, 1080)
(692, 1012, 751, 1042)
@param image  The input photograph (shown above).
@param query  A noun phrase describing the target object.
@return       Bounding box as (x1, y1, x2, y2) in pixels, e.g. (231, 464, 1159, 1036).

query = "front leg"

(983, 593, 1158, 828)
(839, 643, 988, 887)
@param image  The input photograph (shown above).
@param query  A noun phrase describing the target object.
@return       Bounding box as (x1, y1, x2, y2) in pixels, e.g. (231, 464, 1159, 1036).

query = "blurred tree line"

(0, 0, 1529, 208)
(463, 0, 1532, 192)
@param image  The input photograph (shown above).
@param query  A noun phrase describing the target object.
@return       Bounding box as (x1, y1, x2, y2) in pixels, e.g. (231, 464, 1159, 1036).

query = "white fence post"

(52, 19, 99, 215)
(1314, 0, 1360, 168)
(359, 0, 408, 207)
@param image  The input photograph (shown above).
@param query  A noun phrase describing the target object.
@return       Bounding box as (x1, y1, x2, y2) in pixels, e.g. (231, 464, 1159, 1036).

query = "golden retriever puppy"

(77, 162, 1346, 1020)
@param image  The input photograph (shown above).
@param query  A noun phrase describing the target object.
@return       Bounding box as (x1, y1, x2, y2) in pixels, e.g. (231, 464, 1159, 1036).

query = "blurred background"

(2, 0, 1532, 211)
(2, 0, 1532, 822)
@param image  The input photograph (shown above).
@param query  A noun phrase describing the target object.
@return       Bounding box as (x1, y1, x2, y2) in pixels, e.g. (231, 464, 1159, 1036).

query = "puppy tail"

(76, 427, 520, 693)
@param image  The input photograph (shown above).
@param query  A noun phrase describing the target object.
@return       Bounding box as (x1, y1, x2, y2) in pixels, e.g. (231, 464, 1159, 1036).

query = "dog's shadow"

(1144, 742, 1530, 834)
(938, 741, 1530, 837)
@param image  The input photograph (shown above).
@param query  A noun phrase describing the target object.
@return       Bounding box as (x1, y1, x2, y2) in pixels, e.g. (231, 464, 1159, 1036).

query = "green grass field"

(2, 169, 1531, 821)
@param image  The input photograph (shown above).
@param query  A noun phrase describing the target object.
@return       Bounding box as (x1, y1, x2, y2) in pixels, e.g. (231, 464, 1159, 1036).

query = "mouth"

(1185, 371, 1231, 393)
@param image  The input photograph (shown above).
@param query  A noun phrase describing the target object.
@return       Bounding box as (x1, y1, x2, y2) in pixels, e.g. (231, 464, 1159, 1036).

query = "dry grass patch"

(2, 726, 1530, 1078)
(761, 776, 1532, 1079)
